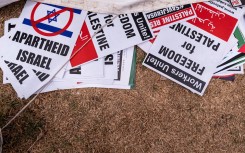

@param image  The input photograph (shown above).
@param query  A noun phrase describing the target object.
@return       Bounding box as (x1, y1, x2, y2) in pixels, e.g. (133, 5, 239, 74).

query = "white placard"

(143, 0, 244, 95)
(0, 1, 87, 98)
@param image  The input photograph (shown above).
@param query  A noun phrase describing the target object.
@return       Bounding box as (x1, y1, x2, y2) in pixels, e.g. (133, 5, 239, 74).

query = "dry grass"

(1, 1, 245, 152)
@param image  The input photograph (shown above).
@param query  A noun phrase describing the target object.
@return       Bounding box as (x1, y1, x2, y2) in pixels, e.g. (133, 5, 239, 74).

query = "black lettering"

(100, 44, 110, 51)
(207, 39, 214, 47)
(158, 46, 169, 56)
(125, 29, 136, 39)
(26, 52, 35, 64)
(40, 57, 48, 69)
(92, 24, 101, 31)
(212, 43, 220, 51)
(179, 56, 187, 66)
(197, 67, 205, 75)
(44, 40, 54, 51)
(195, 33, 203, 42)
(20, 50, 28, 62)
(12, 65, 23, 76)
(24, 34, 33, 46)
(191, 62, 200, 72)
(8, 23, 16, 32)
(33, 55, 42, 67)
(105, 54, 113, 65)
(18, 72, 29, 84)
(173, 54, 182, 63)
(32, 36, 40, 48)
(16, 49, 23, 60)
(16, 69, 26, 82)
(60, 45, 70, 56)
(175, 23, 184, 33)
(97, 37, 107, 46)
(51, 42, 59, 54)
(185, 59, 193, 69)
(88, 12, 97, 21)
(119, 14, 136, 39)
(19, 32, 28, 43)
(39, 38, 47, 49)
(12, 31, 21, 42)
(45, 58, 51, 70)
(167, 51, 175, 59)
(34, 71, 50, 82)
(169, 24, 176, 29)
(56, 44, 63, 55)
(190, 30, 197, 39)
(70, 67, 81, 74)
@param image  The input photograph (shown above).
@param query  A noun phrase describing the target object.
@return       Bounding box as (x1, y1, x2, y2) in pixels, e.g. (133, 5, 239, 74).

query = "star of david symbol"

(47, 9, 60, 23)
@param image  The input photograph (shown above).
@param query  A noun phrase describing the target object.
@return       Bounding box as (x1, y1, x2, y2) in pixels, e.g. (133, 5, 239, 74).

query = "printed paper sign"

(69, 12, 153, 67)
(138, 4, 196, 52)
(64, 59, 104, 79)
(40, 47, 136, 93)
(215, 26, 245, 74)
(216, 65, 244, 75)
(213, 74, 236, 81)
(0, 1, 87, 98)
(188, 1, 239, 42)
(146, 4, 196, 30)
(2, 18, 18, 84)
(4, 19, 17, 36)
(3, 1, 86, 73)
(229, 0, 245, 7)
(143, 0, 243, 95)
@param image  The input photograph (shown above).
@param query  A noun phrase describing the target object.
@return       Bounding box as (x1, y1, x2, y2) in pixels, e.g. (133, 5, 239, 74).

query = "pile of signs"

(0, 0, 245, 98)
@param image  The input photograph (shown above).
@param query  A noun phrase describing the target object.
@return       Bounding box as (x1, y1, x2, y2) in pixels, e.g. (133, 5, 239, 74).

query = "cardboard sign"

(143, 0, 243, 95)
(69, 12, 153, 67)
(138, 4, 197, 53)
(0, 1, 87, 98)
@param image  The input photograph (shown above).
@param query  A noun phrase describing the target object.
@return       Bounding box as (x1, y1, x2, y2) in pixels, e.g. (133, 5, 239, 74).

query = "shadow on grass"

(0, 96, 46, 153)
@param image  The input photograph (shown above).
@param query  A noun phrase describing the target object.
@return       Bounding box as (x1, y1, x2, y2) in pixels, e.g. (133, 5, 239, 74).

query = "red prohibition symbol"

(30, 2, 74, 37)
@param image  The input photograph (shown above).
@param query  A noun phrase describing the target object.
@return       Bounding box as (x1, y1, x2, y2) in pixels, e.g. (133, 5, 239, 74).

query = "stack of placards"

(0, 0, 245, 98)
(141, 0, 245, 95)
(0, 1, 151, 98)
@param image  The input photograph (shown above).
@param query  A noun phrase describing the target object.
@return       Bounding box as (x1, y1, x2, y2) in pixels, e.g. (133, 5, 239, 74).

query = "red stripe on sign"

(153, 30, 160, 33)
(238, 45, 245, 53)
(188, 2, 238, 42)
(70, 23, 98, 67)
(149, 30, 161, 43)
(149, 7, 195, 29)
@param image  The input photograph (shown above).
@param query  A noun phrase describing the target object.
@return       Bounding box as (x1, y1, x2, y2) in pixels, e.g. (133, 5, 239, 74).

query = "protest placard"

(215, 26, 245, 74)
(40, 47, 136, 93)
(229, 0, 245, 7)
(143, 0, 244, 95)
(138, 4, 197, 53)
(0, 1, 87, 98)
(69, 12, 153, 68)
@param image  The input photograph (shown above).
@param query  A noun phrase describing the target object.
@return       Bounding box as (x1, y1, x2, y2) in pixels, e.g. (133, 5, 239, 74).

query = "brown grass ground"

(1, 1, 245, 153)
